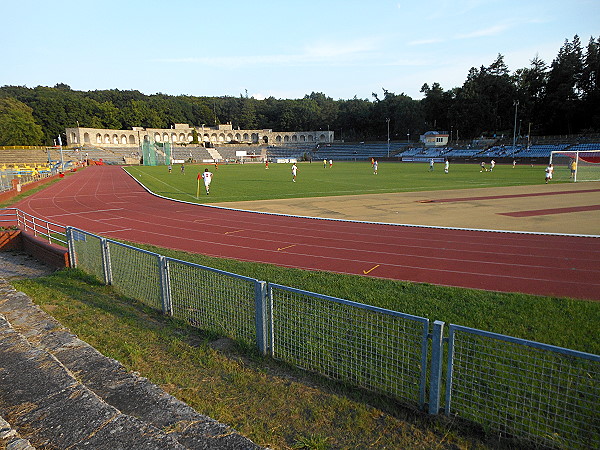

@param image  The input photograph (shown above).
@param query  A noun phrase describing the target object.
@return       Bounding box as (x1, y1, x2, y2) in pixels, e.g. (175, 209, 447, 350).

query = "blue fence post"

(66, 227, 76, 268)
(100, 237, 112, 285)
(429, 320, 445, 415)
(254, 281, 268, 355)
(419, 323, 430, 408)
(158, 256, 172, 316)
(444, 325, 456, 415)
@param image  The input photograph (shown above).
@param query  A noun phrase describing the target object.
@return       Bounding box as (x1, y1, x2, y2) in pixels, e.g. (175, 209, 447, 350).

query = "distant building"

(420, 131, 449, 147)
(65, 123, 334, 148)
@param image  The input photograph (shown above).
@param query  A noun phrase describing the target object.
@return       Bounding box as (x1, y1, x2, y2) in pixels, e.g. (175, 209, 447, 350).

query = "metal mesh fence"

(106, 241, 163, 310)
(167, 259, 258, 346)
(446, 325, 600, 449)
(70, 230, 105, 281)
(269, 284, 429, 406)
(62, 220, 600, 446)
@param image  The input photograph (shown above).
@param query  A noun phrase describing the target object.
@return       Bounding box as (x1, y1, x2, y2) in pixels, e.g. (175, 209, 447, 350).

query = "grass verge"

(14, 269, 499, 450)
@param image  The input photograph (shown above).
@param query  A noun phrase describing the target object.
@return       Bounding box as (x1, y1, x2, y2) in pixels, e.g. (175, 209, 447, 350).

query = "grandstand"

(443, 148, 484, 158)
(513, 144, 570, 158)
(266, 142, 411, 162)
(311, 142, 410, 160)
(0, 147, 83, 170)
(2, 135, 600, 169)
(170, 146, 214, 162)
(565, 142, 600, 152)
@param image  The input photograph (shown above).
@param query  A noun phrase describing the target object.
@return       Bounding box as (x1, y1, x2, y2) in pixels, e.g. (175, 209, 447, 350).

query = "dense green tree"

(0, 96, 44, 145)
(580, 37, 600, 130)
(544, 36, 584, 133)
(514, 55, 548, 137)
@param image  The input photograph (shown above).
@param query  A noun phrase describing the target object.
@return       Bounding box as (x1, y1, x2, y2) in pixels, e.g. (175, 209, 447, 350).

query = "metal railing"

(0, 170, 55, 193)
(3, 207, 598, 449)
(0, 208, 67, 248)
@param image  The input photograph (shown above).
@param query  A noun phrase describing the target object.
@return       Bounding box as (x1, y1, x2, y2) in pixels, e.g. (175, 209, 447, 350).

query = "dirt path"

(216, 182, 600, 235)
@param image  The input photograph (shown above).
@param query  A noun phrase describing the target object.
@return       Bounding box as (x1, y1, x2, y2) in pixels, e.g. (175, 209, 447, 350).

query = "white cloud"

(409, 38, 445, 46)
(456, 23, 510, 39)
(152, 37, 380, 68)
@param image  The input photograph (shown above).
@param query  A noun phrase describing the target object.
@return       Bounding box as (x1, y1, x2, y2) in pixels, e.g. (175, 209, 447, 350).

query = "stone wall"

(66, 124, 334, 148)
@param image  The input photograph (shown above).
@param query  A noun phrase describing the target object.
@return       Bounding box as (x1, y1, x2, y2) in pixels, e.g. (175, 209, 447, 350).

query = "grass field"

(124, 161, 549, 203)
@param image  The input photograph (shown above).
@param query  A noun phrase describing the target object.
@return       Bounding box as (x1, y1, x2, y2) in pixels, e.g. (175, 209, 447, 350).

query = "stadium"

(1, 132, 599, 449)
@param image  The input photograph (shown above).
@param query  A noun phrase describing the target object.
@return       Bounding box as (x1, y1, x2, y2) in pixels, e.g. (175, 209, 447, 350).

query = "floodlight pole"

(58, 135, 64, 172)
(386, 118, 390, 157)
(512, 100, 519, 158)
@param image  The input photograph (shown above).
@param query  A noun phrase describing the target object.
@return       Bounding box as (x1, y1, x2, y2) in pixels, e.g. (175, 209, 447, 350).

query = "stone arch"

(251, 133, 258, 143)
(112, 134, 119, 144)
(319, 134, 326, 141)
(84, 133, 91, 144)
(218, 133, 225, 142)
(179, 133, 186, 142)
(154, 133, 161, 142)
(308, 135, 314, 142)
(203, 134, 210, 142)
(235, 133, 241, 141)
(128, 135, 135, 144)
(263, 136, 268, 143)
(96, 134, 102, 144)
(276, 135, 282, 143)
(171, 133, 177, 143)
(226, 133, 233, 142)
(210, 133, 217, 142)
(243, 133, 249, 141)
(104, 134, 110, 144)
(284, 135, 290, 143)
(300, 135, 306, 142)
(292, 135, 298, 142)
(162, 133, 169, 142)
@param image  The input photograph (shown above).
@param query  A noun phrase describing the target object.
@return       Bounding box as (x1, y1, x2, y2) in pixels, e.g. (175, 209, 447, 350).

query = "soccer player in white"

(200, 168, 213, 194)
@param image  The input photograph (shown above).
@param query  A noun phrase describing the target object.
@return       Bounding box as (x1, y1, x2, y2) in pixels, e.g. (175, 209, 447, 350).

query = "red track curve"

(14, 166, 600, 301)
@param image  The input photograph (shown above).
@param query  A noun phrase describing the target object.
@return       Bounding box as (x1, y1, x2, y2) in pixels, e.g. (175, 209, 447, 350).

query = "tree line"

(0, 34, 598, 147)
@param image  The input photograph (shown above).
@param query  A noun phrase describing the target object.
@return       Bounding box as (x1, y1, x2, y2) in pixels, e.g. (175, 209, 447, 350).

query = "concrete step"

(0, 281, 263, 449)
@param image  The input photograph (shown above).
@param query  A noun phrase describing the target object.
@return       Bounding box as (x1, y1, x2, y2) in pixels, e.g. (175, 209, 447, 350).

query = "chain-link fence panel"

(167, 258, 259, 346)
(446, 325, 600, 449)
(269, 284, 429, 407)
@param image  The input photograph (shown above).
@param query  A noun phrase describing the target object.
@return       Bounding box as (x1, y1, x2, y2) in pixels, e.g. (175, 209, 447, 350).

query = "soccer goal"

(549, 149, 600, 182)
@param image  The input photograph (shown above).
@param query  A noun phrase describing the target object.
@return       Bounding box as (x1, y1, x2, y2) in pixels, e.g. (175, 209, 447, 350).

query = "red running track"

(14, 166, 600, 301)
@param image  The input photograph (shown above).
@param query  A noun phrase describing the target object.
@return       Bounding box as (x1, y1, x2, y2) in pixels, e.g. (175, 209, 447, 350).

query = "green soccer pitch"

(125, 161, 550, 203)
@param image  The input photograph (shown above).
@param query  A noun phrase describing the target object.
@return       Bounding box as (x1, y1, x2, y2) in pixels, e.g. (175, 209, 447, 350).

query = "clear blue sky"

(3, 0, 598, 100)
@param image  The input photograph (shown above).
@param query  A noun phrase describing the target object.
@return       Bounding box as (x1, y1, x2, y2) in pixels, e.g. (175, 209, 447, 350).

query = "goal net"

(549, 150, 600, 182)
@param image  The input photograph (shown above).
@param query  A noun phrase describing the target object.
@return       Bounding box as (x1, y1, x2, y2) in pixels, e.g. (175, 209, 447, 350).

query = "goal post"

(549, 150, 600, 182)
